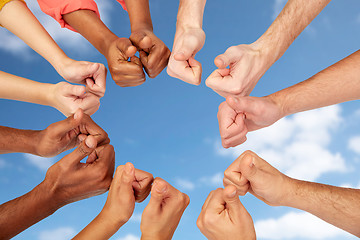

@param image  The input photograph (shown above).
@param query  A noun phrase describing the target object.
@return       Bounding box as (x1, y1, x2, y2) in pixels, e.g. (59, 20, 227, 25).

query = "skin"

(218, 49, 360, 148)
(0, 0, 107, 97)
(73, 163, 154, 240)
(63, 1, 169, 87)
(0, 71, 100, 116)
(206, 0, 331, 97)
(140, 177, 190, 240)
(0, 138, 115, 239)
(223, 151, 360, 237)
(0, 109, 109, 157)
(197, 186, 256, 240)
(167, 0, 206, 85)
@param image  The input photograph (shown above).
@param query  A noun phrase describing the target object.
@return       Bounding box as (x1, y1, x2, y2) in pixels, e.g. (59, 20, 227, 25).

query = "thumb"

(116, 39, 137, 58)
(130, 32, 152, 49)
(61, 83, 86, 98)
(238, 151, 258, 183)
(223, 185, 245, 215)
(121, 162, 136, 187)
(50, 108, 84, 138)
(63, 135, 96, 165)
(173, 39, 198, 61)
(226, 96, 254, 114)
(214, 48, 240, 69)
(147, 178, 168, 212)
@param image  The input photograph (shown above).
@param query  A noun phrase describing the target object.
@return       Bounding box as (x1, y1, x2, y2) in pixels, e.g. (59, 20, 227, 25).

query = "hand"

(35, 108, 109, 157)
(223, 150, 293, 206)
(49, 82, 100, 117)
(167, 27, 205, 85)
(105, 37, 145, 87)
(100, 162, 154, 228)
(206, 43, 271, 97)
(218, 95, 283, 148)
(57, 59, 107, 97)
(197, 186, 256, 240)
(140, 177, 189, 240)
(43, 138, 115, 207)
(130, 29, 171, 78)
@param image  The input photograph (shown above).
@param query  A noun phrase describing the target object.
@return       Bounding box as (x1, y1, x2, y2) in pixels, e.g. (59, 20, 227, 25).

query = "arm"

(0, 71, 101, 116)
(217, 49, 360, 148)
(0, 109, 109, 156)
(0, 0, 106, 96)
(206, 0, 331, 97)
(125, 0, 171, 78)
(63, 9, 145, 87)
(140, 178, 189, 240)
(167, 0, 206, 85)
(0, 139, 115, 239)
(197, 186, 256, 240)
(223, 151, 360, 237)
(73, 163, 153, 240)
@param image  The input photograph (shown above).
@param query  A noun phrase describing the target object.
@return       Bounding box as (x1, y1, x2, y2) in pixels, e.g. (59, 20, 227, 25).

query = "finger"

(202, 190, 214, 211)
(214, 47, 241, 69)
(130, 32, 152, 49)
(173, 37, 198, 61)
(167, 57, 202, 85)
(222, 128, 248, 148)
(63, 135, 96, 165)
(49, 108, 84, 139)
(146, 177, 169, 213)
(79, 113, 109, 146)
(146, 47, 170, 77)
(133, 170, 154, 203)
(116, 38, 137, 58)
(223, 185, 247, 217)
(86, 63, 107, 97)
(218, 102, 240, 140)
(205, 188, 226, 214)
(61, 83, 86, 98)
(205, 68, 231, 91)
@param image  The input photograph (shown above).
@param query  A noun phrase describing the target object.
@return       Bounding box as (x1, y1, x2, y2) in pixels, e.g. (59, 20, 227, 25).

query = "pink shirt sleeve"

(116, 0, 127, 10)
(37, 0, 101, 31)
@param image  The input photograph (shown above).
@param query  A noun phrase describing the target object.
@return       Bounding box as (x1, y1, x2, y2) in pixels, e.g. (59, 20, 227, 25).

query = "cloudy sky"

(1, 0, 360, 239)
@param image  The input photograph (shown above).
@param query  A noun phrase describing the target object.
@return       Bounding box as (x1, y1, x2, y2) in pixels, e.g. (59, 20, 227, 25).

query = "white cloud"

(24, 153, 56, 172)
(129, 212, 142, 222)
(199, 172, 223, 188)
(272, 0, 287, 20)
(38, 227, 76, 240)
(116, 234, 140, 240)
(255, 211, 353, 239)
(217, 106, 348, 181)
(348, 136, 360, 154)
(175, 178, 195, 191)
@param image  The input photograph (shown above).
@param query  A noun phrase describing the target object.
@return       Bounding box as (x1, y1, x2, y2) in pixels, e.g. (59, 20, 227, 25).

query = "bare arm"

(206, 0, 331, 97)
(273, 49, 360, 117)
(167, 0, 206, 85)
(223, 151, 360, 237)
(0, 126, 39, 155)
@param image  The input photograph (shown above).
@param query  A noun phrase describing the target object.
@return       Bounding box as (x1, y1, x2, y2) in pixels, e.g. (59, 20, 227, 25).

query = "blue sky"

(1, 0, 360, 239)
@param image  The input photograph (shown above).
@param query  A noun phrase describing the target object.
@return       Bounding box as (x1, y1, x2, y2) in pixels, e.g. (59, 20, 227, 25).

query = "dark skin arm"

(125, 0, 171, 78)
(63, 10, 145, 87)
(0, 140, 115, 239)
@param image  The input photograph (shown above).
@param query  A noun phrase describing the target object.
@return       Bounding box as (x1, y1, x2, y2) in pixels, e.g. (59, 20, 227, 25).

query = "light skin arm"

(218, 49, 360, 148)
(223, 151, 360, 237)
(0, 1, 106, 96)
(167, 0, 206, 85)
(125, 0, 171, 78)
(73, 163, 153, 240)
(206, 0, 331, 97)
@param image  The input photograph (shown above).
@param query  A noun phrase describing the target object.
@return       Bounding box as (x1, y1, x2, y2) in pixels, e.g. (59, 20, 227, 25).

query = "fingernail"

(228, 189, 237, 198)
(85, 137, 95, 148)
(154, 181, 167, 193)
(74, 110, 80, 119)
(125, 162, 134, 174)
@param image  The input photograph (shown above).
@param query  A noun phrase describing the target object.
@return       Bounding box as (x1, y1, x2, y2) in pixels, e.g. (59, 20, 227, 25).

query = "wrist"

(98, 207, 127, 230)
(131, 24, 153, 33)
(267, 91, 288, 119)
(36, 180, 60, 214)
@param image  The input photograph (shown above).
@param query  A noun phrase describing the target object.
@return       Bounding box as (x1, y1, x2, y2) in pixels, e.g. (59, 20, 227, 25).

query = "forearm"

(254, 0, 330, 64)
(0, 126, 40, 154)
(0, 0, 70, 72)
(124, 0, 153, 32)
(0, 71, 54, 107)
(176, 0, 206, 29)
(63, 10, 118, 55)
(270, 50, 360, 117)
(285, 179, 360, 237)
(73, 211, 122, 240)
(0, 181, 58, 239)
